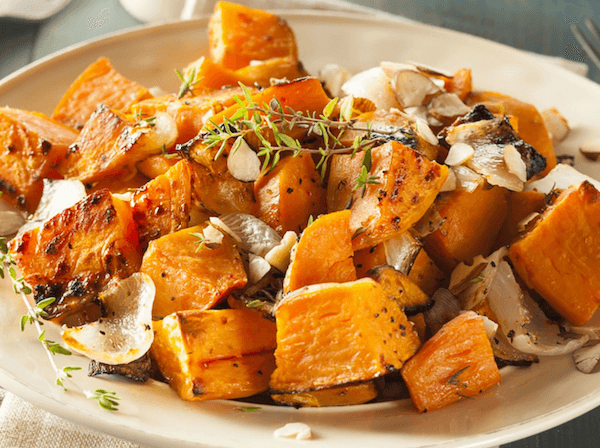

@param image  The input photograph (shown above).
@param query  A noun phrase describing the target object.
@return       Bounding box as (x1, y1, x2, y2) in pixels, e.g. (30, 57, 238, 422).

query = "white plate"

(1, 11, 600, 448)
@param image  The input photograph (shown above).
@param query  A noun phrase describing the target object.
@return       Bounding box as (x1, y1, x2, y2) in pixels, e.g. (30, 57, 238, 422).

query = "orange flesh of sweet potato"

(407, 249, 447, 296)
(496, 190, 545, 247)
(368, 265, 431, 314)
(60, 105, 161, 183)
(52, 57, 151, 130)
(283, 210, 356, 294)
(131, 160, 192, 249)
(184, 56, 240, 90)
(136, 154, 182, 179)
(328, 141, 448, 251)
(86, 169, 149, 195)
(270, 278, 421, 393)
(0, 108, 78, 212)
(151, 309, 276, 401)
(467, 91, 556, 176)
(141, 224, 247, 318)
(509, 181, 600, 325)
(424, 185, 509, 273)
(271, 381, 378, 407)
(253, 153, 326, 235)
(401, 311, 501, 413)
(429, 68, 472, 102)
(353, 244, 387, 279)
(235, 56, 308, 87)
(209, 1, 298, 70)
(8, 189, 141, 324)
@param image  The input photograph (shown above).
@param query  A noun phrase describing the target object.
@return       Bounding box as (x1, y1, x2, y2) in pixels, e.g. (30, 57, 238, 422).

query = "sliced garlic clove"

(579, 136, 600, 161)
(440, 167, 457, 192)
(319, 63, 352, 98)
(428, 93, 471, 119)
(541, 107, 570, 142)
(503, 144, 528, 182)
(342, 67, 400, 110)
(61, 273, 155, 365)
(414, 118, 438, 146)
(407, 60, 454, 78)
(452, 166, 484, 193)
(202, 223, 224, 246)
(445, 142, 475, 166)
(391, 70, 442, 108)
(264, 230, 297, 272)
(145, 113, 178, 152)
(383, 232, 422, 275)
(274, 422, 312, 440)
(573, 343, 600, 373)
(227, 137, 261, 182)
(248, 253, 271, 284)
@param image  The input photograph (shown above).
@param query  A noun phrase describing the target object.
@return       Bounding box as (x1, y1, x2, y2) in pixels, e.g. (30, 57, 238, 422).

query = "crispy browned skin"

(151, 309, 276, 401)
(368, 265, 432, 315)
(8, 189, 141, 325)
(271, 381, 378, 407)
(0, 108, 78, 212)
(52, 57, 151, 130)
(509, 181, 600, 326)
(131, 160, 192, 250)
(209, 1, 298, 70)
(401, 311, 501, 413)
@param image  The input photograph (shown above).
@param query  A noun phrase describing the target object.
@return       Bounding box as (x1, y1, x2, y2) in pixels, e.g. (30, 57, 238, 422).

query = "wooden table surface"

(1, 1, 600, 447)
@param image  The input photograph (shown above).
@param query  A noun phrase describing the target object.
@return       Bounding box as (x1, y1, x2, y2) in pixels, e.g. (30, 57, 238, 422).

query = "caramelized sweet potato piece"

(353, 244, 387, 279)
(60, 105, 166, 183)
(184, 56, 240, 90)
(141, 224, 247, 317)
(136, 154, 182, 179)
(401, 311, 501, 413)
(283, 210, 356, 294)
(509, 181, 600, 325)
(496, 190, 545, 247)
(8, 189, 141, 325)
(235, 56, 308, 87)
(407, 249, 446, 296)
(0, 108, 78, 212)
(271, 279, 421, 393)
(131, 160, 192, 249)
(428, 68, 472, 102)
(253, 153, 326, 235)
(152, 309, 276, 401)
(209, 1, 298, 70)
(52, 57, 151, 130)
(86, 169, 149, 195)
(272, 381, 378, 407)
(368, 265, 432, 315)
(467, 91, 556, 175)
(328, 141, 448, 251)
(424, 185, 509, 273)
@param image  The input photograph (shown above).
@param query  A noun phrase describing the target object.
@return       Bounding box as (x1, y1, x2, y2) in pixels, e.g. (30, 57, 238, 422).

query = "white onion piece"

(425, 288, 461, 335)
(0, 211, 26, 236)
(248, 253, 271, 284)
(319, 63, 351, 98)
(341, 67, 400, 110)
(541, 107, 569, 142)
(415, 119, 438, 146)
(144, 113, 178, 152)
(503, 144, 527, 182)
(227, 137, 261, 182)
(486, 261, 589, 356)
(452, 166, 484, 193)
(215, 213, 281, 257)
(264, 230, 297, 272)
(573, 343, 600, 373)
(391, 70, 442, 108)
(525, 164, 600, 193)
(480, 314, 499, 340)
(202, 223, 224, 246)
(445, 143, 475, 166)
(209, 216, 241, 242)
(61, 273, 155, 365)
(18, 179, 87, 235)
(407, 60, 454, 78)
(274, 422, 312, 440)
(380, 61, 419, 77)
(428, 93, 470, 118)
(383, 232, 422, 275)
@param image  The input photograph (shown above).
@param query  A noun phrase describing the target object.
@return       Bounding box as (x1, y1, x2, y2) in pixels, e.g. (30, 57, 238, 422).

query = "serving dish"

(1, 10, 600, 448)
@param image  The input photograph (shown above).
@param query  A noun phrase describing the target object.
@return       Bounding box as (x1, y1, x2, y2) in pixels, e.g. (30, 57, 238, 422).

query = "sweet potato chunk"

(8, 189, 141, 325)
(272, 381, 378, 407)
(283, 210, 356, 294)
(136, 154, 182, 179)
(271, 279, 421, 393)
(60, 105, 165, 183)
(467, 91, 556, 175)
(408, 249, 446, 296)
(152, 309, 276, 401)
(141, 224, 247, 318)
(131, 160, 192, 249)
(368, 265, 432, 315)
(52, 57, 151, 130)
(235, 56, 308, 87)
(0, 108, 78, 212)
(424, 185, 509, 273)
(496, 190, 545, 247)
(509, 181, 600, 325)
(401, 311, 501, 413)
(253, 153, 326, 235)
(328, 141, 448, 251)
(353, 244, 387, 279)
(209, 1, 298, 70)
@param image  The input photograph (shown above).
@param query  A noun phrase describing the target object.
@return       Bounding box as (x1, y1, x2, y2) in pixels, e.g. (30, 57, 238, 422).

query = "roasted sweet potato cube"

(8, 189, 141, 325)
(496, 190, 545, 247)
(141, 224, 247, 317)
(467, 91, 556, 175)
(131, 160, 192, 249)
(253, 153, 326, 235)
(353, 244, 387, 279)
(235, 56, 308, 87)
(509, 181, 600, 325)
(283, 210, 356, 294)
(271, 381, 378, 407)
(52, 57, 151, 130)
(208, 1, 298, 70)
(368, 265, 432, 315)
(270, 279, 421, 393)
(60, 105, 167, 183)
(428, 68, 472, 102)
(136, 154, 182, 179)
(407, 249, 446, 296)
(0, 108, 78, 212)
(184, 56, 240, 90)
(424, 185, 509, 273)
(401, 311, 501, 413)
(151, 309, 276, 401)
(328, 141, 448, 251)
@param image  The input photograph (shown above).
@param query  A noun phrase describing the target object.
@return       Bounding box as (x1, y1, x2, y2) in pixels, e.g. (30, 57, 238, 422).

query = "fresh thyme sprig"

(175, 68, 201, 99)
(1, 237, 120, 407)
(85, 389, 120, 411)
